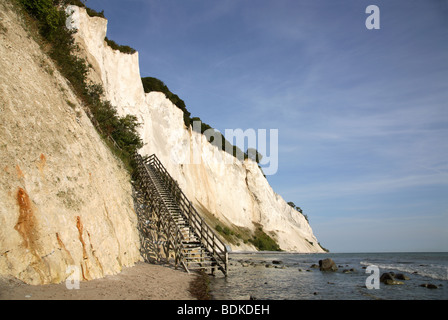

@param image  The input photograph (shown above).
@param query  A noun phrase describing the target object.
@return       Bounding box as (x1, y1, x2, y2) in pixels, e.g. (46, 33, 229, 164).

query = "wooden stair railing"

(133, 152, 228, 276)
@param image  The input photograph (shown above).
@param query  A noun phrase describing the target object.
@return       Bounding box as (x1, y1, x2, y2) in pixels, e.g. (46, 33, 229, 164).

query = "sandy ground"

(0, 262, 196, 300)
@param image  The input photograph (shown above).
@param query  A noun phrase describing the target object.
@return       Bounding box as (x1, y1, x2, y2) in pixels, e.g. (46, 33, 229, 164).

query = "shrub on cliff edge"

(141, 77, 191, 127)
(105, 37, 136, 55)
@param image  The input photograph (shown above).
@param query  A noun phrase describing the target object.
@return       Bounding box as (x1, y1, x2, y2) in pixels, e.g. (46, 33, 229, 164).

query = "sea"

(209, 252, 448, 300)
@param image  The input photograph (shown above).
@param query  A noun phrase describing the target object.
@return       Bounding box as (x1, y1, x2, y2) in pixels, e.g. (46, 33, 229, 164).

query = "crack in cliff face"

(244, 166, 262, 224)
(76, 216, 90, 280)
(56, 232, 74, 265)
(103, 200, 122, 268)
(87, 230, 104, 275)
(75, 216, 105, 280)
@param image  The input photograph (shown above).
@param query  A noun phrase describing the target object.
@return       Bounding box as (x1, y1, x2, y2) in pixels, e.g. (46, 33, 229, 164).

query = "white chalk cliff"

(67, 6, 324, 253)
(0, 2, 141, 285)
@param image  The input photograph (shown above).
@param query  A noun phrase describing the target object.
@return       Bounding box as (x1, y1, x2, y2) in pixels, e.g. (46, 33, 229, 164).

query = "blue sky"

(86, 0, 448, 253)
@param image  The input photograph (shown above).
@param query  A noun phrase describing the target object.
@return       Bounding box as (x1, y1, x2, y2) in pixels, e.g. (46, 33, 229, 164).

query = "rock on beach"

(319, 258, 338, 272)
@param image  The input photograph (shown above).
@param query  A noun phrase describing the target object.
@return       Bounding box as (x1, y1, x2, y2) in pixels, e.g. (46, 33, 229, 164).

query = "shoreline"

(0, 262, 197, 300)
(210, 252, 448, 300)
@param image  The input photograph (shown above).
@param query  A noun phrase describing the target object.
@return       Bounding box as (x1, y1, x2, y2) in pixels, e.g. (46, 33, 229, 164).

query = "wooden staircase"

(133, 153, 228, 276)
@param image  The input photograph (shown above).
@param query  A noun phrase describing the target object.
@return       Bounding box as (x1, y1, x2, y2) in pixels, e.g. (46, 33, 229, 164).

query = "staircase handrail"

(142, 153, 228, 274)
(134, 153, 188, 271)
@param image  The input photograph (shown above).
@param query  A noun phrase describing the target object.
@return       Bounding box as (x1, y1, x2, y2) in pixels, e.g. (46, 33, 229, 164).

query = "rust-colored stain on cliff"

(14, 188, 37, 251)
(87, 231, 104, 274)
(76, 216, 90, 280)
(56, 232, 74, 265)
(15, 165, 25, 179)
(76, 216, 88, 260)
(37, 153, 46, 175)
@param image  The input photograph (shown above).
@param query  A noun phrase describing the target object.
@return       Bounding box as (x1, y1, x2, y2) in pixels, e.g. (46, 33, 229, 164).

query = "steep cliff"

(0, 1, 141, 285)
(67, 6, 324, 253)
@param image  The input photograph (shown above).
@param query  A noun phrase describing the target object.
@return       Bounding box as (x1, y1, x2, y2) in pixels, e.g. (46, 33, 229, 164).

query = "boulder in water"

(380, 272, 395, 283)
(420, 283, 438, 289)
(395, 273, 410, 280)
(319, 258, 338, 272)
(385, 279, 404, 285)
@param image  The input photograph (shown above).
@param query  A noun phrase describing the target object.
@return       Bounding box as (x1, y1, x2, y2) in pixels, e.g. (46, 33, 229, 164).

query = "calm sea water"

(209, 252, 448, 300)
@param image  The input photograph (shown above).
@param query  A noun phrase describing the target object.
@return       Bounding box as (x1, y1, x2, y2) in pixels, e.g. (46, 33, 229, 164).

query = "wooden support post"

(133, 152, 228, 276)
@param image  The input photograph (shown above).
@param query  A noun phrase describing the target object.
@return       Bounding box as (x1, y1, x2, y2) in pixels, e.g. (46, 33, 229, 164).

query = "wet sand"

(0, 262, 196, 300)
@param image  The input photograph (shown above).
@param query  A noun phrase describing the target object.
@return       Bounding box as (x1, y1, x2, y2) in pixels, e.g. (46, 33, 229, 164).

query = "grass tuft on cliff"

(249, 225, 281, 251)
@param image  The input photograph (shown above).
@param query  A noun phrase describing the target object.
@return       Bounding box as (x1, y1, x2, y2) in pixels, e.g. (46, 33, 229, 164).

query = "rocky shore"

(227, 256, 444, 299)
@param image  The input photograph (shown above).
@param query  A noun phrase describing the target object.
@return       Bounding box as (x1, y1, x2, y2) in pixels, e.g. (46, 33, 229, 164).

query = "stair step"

(185, 262, 215, 266)
(183, 241, 202, 245)
(183, 244, 202, 248)
(184, 256, 212, 261)
(183, 246, 203, 250)
(136, 155, 227, 276)
(183, 254, 213, 259)
(187, 254, 213, 258)
(186, 263, 217, 268)
(183, 250, 208, 255)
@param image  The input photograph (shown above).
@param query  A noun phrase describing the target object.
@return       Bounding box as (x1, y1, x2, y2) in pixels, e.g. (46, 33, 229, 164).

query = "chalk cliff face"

(0, 2, 141, 285)
(67, 6, 324, 253)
